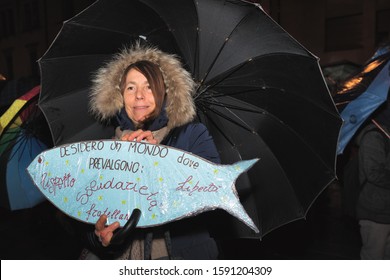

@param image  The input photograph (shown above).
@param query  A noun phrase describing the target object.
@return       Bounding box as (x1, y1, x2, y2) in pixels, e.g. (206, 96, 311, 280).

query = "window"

(0, 7, 15, 39)
(28, 46, 40, 79)
(22, 0, 40, 32)
(61, 0, 75, 22)
(325, 14, 363, 51)
(3, 50, 14, 80)
(376, 9, 390, 46)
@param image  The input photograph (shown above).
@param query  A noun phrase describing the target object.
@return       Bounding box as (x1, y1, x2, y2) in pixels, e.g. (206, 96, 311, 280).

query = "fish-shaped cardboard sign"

(27, 140, 259, 233)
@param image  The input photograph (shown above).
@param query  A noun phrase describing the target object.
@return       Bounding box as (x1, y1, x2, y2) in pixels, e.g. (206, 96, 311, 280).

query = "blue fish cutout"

(27, 140, 259, 233)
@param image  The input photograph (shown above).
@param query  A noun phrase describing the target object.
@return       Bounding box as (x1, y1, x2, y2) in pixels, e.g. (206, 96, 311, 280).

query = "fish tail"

(216, 159, 260, 233)
(220, 201, 259, 233)
(224, 158, 259, 181)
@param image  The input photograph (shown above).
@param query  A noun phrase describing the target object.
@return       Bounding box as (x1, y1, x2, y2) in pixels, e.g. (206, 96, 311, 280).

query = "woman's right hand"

(121, 129, 157, 144)
(94, 215, 120, 247)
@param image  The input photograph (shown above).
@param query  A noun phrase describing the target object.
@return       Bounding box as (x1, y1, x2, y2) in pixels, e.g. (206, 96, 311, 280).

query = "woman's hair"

(119, 60, 166, 121)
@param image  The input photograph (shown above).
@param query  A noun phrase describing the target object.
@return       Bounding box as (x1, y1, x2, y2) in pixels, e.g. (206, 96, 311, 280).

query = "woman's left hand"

(121, 129, 157, 144)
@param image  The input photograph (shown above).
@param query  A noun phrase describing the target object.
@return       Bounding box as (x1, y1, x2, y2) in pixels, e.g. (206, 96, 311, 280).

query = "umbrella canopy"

(0, 132, 48, 210)
(1, 85, 41, 155)
(334, 52, 390, 154)
(0, 77, 38, 116)
(38, 0, 341, 238)
(0, 86, 52, 210)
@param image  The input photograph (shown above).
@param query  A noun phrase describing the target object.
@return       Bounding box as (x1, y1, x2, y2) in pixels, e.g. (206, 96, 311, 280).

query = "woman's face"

(123, 68, 156, 123)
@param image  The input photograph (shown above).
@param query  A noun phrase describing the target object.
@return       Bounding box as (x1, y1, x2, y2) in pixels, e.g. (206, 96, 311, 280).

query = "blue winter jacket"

(116, 108, 221, 259)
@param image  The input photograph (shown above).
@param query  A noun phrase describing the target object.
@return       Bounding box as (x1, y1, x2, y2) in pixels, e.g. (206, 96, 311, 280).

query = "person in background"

(81, 44, 220, 260)
(356, 101, 390, 259)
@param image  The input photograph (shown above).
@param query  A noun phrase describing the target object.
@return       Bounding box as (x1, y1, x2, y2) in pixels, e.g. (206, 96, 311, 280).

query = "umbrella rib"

(193, 21, 200, 81)
(0, 130, 20, 153)
(17, 136, 29, 162)
(197, 87, 280, 103)
(196, 60, 286, 100)
(6, 135, 22, 161)
(66, 22, 164, 39)
(9, 133, 27, 161)
(200, 98, 263, 114)
(198, 99, 256, 133)
(197, 39, 229, 86)
(198, 108, 236, 147)
(197, 7, 254, 87)
(195, 61, 250, 99)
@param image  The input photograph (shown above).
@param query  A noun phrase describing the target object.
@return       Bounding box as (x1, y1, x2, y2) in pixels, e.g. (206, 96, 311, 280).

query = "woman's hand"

(121, 129, 157, 144)
(94, 215, 120, 247)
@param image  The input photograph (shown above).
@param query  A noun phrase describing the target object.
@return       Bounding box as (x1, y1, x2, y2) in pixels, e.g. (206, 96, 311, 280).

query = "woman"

(84, 44, 220, 260)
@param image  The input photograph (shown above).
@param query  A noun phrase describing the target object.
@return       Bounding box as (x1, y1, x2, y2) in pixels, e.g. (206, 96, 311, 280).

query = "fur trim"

(89, 44, 196, 129)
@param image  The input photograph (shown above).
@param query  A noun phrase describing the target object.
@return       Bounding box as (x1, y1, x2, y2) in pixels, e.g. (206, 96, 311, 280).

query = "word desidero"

(27, 140, 259, 233)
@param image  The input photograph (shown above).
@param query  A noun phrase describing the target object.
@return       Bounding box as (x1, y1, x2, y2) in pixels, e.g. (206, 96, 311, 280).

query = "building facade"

(1, 0, 390, 82)
(0, 0, 94, 81)
(268, 0, 390, 67)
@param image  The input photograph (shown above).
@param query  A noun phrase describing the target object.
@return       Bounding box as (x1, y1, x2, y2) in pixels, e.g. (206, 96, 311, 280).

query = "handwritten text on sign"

(27, 140, 259, 233)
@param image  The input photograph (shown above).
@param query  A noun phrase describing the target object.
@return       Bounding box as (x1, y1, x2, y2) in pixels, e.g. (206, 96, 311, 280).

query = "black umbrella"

(38, 0, 342, 238)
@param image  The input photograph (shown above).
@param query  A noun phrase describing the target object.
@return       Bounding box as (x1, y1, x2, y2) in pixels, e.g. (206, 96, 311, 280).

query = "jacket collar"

(116, 106, 169, 131)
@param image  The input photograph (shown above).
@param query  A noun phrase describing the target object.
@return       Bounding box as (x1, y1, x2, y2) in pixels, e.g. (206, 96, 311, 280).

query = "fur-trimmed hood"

(89, 44, 196, 129)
